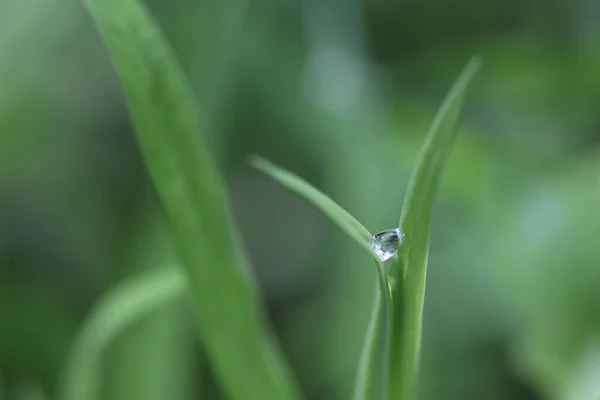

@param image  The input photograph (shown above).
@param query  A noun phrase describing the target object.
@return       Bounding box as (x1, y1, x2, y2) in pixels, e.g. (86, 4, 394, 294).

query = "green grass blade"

(15, 379, 46, 400)
(59, 268, 186, 400)
(389, 58, 481, 400)
(251, 156, 392, 400)
(251, 156, 373, 252)
(353, 269, 392, 400)
(79, 1, 300, 399)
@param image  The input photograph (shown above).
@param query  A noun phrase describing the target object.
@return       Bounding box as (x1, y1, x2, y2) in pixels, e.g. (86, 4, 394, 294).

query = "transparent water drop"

(370, 228, 404, 262)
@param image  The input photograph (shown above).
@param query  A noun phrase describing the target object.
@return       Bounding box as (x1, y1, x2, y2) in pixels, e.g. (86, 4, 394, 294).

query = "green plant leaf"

(79, 1, 300, 399)
(250, 156, 373, 252)
(389, 58, 481, 400)
(250, 156, 392, 400)
(59, 268, 186, 400)
(353, 277, 391, 400)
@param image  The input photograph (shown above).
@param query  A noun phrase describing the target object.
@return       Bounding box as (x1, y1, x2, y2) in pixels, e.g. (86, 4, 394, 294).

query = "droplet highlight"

(370, 228, 404, 262)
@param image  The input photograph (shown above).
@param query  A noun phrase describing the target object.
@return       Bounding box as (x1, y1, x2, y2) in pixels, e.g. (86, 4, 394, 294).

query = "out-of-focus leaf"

(14, 378, 46, 400)
(103, 217, 195, 400)
(60, 268, 185, 400)
(79, 0, 301, 399)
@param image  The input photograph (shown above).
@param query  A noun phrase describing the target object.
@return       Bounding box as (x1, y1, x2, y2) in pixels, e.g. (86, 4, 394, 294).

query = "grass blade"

(251, 156, 392, 400)
(389, 58, 481, 400)
(353, 273, 391, 400)
(79, 1, 301, 399)
(251, 156, 373, 252)
(60, 268, 186, 400)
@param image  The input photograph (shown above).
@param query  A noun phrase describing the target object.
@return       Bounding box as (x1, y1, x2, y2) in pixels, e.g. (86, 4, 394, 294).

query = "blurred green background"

(2, 0, 600, 399)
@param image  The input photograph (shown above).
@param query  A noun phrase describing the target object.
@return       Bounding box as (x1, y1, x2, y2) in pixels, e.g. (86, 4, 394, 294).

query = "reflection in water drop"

(370, 229, 404, 262)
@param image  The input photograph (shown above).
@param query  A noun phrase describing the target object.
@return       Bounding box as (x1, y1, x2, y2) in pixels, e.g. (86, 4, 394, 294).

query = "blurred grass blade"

(80, 0, 301, 399)
(390, 58, 481, 400)
(251, 156, 373, 252)
(60, 268, 185, 400)
(251, 156, 392, 400)
(15, 378, 46, 400)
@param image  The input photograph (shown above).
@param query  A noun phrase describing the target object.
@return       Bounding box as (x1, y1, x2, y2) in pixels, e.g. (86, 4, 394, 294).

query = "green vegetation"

(253, 61, 480, 400)
(77, 0, 300, 399)
(1, 0, 599, 399)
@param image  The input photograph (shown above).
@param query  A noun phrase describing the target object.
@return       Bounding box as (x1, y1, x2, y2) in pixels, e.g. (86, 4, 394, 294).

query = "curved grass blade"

(250, 156, 373, 252)
(79, 1, 300, 399)
(250, 156, 392, 400)
(389, 58, 481, 400)
(59, 268, 186, 400)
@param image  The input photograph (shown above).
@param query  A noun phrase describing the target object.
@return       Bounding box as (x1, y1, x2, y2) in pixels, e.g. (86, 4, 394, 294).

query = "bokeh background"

(2, 0, 600, 399)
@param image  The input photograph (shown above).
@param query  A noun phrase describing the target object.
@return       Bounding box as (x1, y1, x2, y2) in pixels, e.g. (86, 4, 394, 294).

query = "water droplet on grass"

(370, 228, 404, 262)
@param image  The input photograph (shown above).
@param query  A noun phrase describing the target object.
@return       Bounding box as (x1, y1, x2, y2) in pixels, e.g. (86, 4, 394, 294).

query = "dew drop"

(370, 228, 404, 262)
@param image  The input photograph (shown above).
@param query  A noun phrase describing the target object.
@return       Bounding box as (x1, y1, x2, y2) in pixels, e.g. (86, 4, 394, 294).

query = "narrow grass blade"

(251, 156, 392, 400)
(389, 58, 481, 400)
(353, 271, 392, 400)
(251, 156, 373, 252)
(59, 268, 186, 400)
(79, 1, 301, 399)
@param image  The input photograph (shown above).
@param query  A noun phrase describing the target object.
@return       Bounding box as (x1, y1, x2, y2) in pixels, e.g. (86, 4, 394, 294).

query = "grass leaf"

(251, 156, 373, 252)
(389, 58, 481, 400)
(251, 156, 392, 400)
(60, 268, 186, 400)
(353, 275, 391, 400)
(79, 1, 300, 399)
